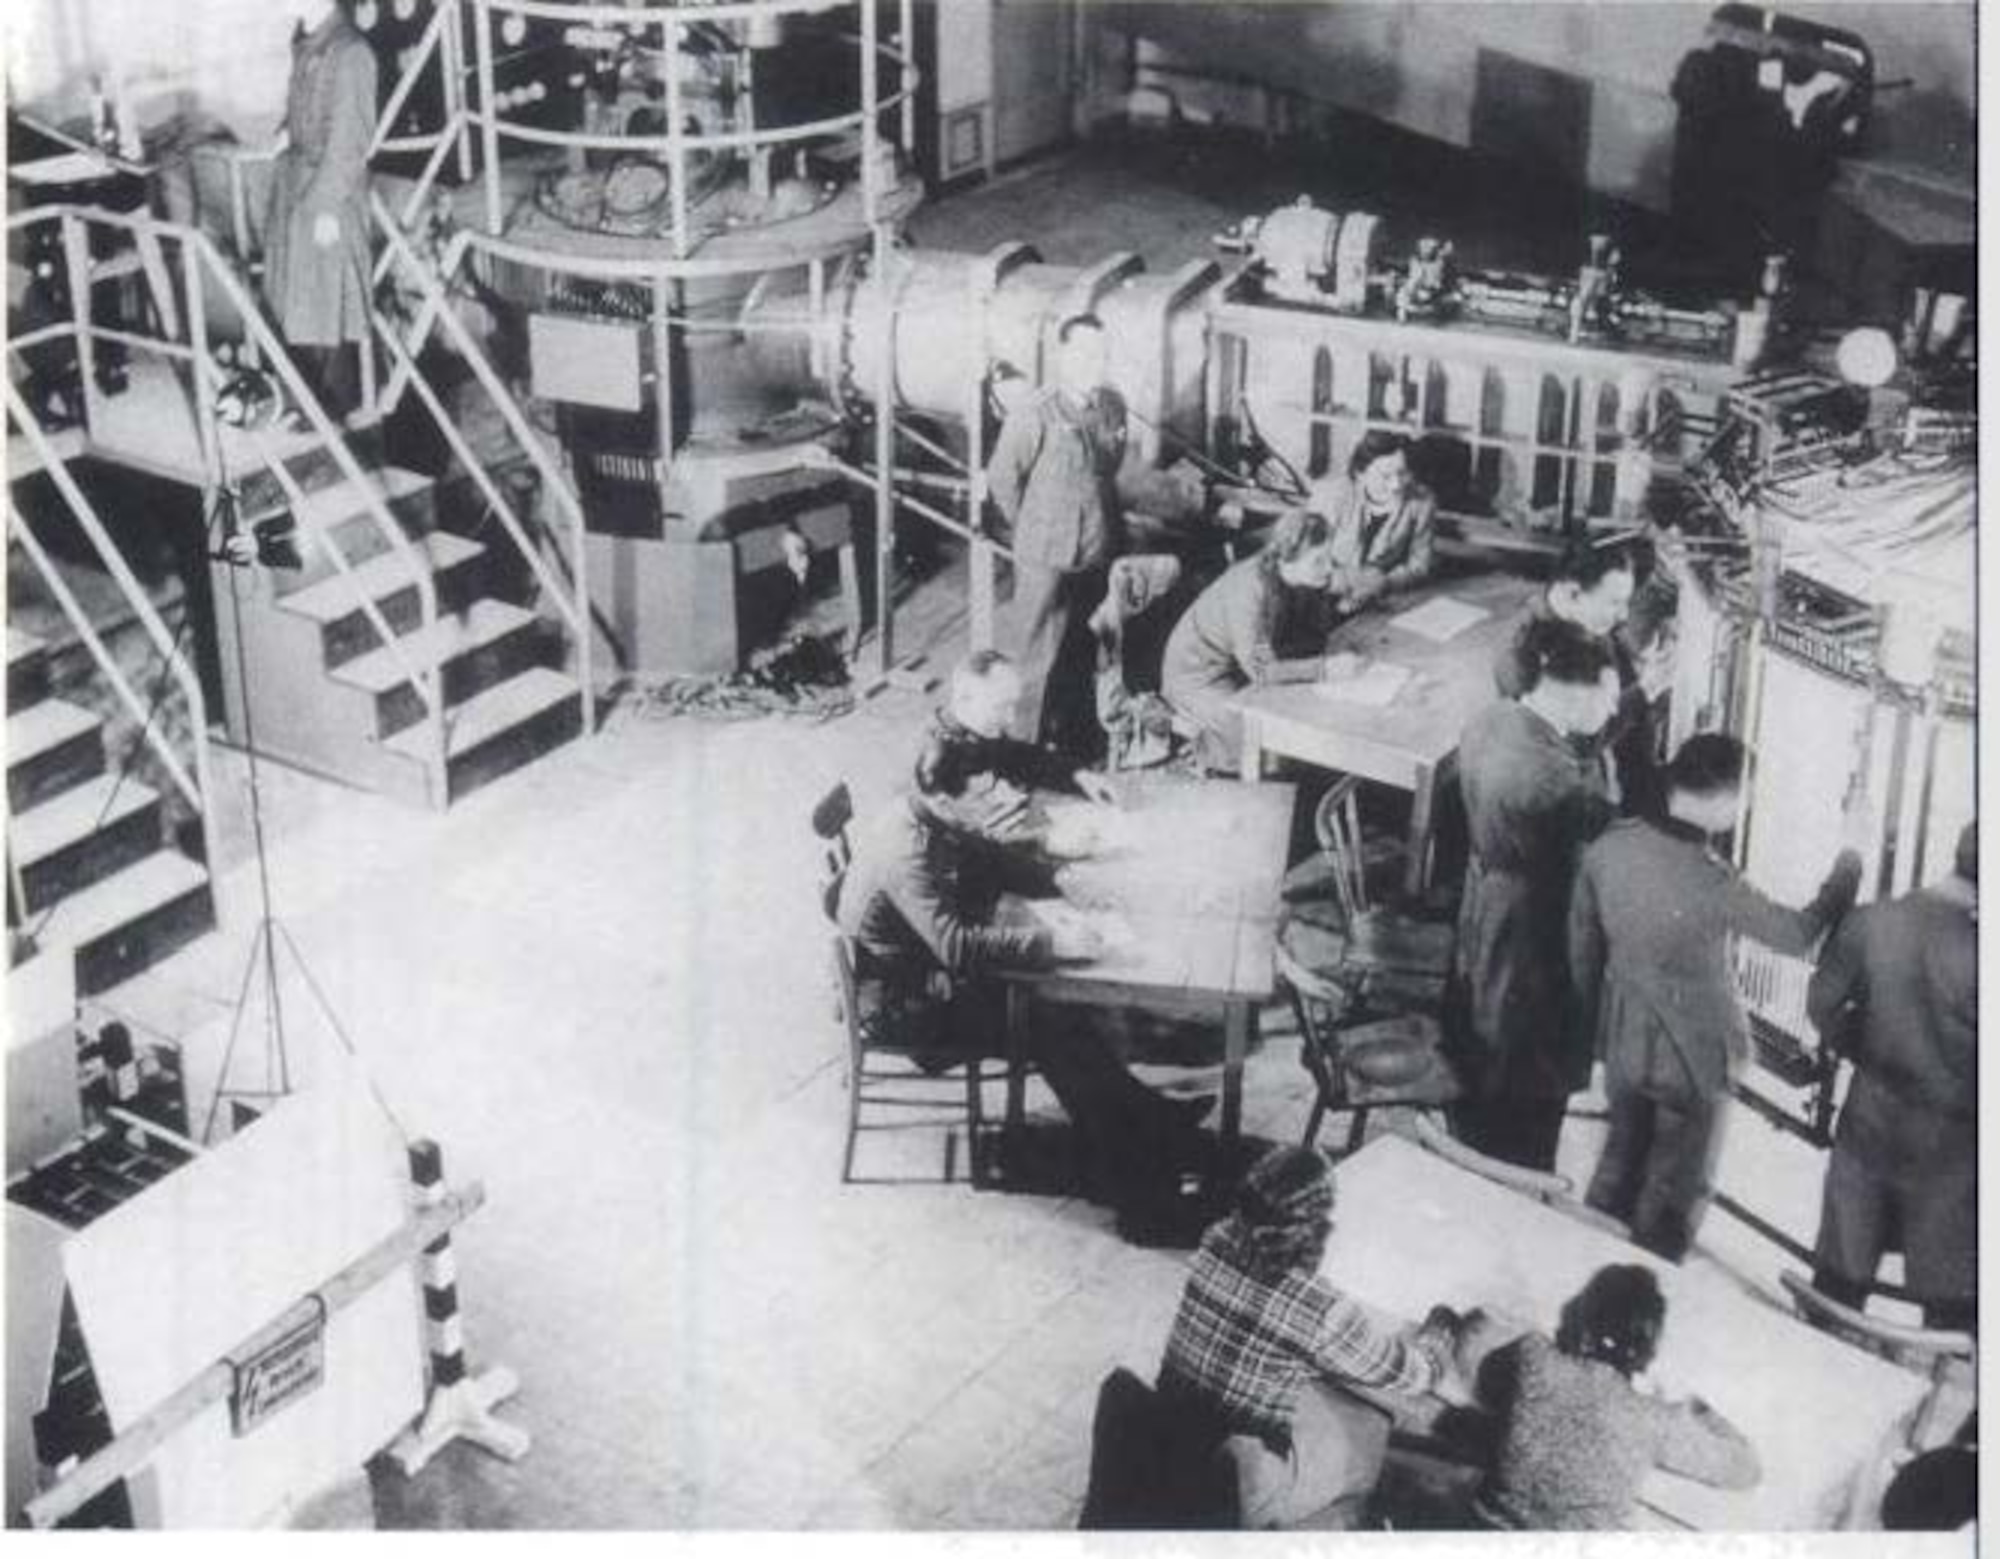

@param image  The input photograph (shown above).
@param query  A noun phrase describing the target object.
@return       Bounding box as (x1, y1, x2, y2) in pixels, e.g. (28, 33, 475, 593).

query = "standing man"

(1449, 619, 1621, 1172)
(1571, 734, 1863, 1262)
(1808, 821, 1977, 1331)
(986, 314, 1128, 758)
(263, 0, 378, 419)
(1495, 540, 1674, 818)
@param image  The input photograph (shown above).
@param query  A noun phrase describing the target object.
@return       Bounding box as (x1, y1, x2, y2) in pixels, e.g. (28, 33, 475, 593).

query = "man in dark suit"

(1571, 735, 1862, 1261)
(1809, 822, 1977, 1330)
(836, 652, 1208, 1232)
(987, 314, 1128, 757)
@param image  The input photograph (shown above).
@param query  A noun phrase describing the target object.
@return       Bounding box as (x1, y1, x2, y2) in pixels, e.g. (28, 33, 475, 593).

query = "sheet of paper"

(1314, 659, 1413, 708)
(1031, 899, 1138, 954)
(1390, 595, 1491, 643)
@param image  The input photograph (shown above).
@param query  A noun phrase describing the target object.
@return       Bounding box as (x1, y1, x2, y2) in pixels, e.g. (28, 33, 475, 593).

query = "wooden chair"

(1407, 1112, 1575, 1202)
(1290, 775, 1456, 1011)
(1779, 1273, 1975, 1444)
(1276, 943, 1459, 1156)
(812, 782, 992, 1186)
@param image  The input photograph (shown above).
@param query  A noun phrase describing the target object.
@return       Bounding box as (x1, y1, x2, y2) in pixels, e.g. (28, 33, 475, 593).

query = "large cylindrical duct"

(742, 243, 1224, 460)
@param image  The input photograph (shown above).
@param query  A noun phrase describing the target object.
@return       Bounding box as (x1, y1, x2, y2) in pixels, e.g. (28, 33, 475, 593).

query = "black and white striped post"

(387, 1138, 529, 1475)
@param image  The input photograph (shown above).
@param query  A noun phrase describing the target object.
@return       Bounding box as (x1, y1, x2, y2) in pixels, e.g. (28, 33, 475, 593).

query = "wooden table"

(1319, 1134, 1929, 1531)
(993, 773, 1295, 1151)
(1236, 571, 1540, 894)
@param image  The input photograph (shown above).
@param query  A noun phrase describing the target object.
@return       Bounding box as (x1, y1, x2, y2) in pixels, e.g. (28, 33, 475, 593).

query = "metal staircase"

(7, 189, 596, 812)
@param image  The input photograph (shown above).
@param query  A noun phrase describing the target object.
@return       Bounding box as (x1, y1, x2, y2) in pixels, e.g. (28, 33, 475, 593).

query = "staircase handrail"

(369, 194, 596, 723)
(5, 396, 211, 833)
(8, 203, 450, 805)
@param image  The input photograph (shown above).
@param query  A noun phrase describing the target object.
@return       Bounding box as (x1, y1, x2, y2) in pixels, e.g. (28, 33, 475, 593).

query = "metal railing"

(6, 205, 451, 806)
(367, 195, 596, 729)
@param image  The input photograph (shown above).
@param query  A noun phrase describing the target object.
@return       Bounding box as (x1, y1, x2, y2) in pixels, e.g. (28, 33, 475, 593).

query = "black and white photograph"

(0, 0, 1981, 1539)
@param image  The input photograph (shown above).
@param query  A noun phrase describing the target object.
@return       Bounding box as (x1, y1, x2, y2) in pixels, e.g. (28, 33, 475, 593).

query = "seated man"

(1808, 821, 1977, 1332)
(1155, 1145, 1469, 1528)
(837, 652, 1209, 1228)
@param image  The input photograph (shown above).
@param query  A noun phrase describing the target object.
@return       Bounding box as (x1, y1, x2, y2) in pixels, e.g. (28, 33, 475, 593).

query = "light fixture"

(1835, 326, 1898, 388)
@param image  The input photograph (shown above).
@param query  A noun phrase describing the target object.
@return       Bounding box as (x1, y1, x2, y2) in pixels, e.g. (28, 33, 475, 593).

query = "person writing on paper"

(1471, 1264, 1760, 1530)
(1310, 431, 1438, 611)
(1807, 820, 1976, 1332)
(1157, 1146, 1479, 1528)
(1448, 619, 1619, 1172)
(1494, 541, 1673, 817)
(838, 654, 1209, 1227)
(1160, 508, 1352, 773)
(1571, 735, 1863, 1262)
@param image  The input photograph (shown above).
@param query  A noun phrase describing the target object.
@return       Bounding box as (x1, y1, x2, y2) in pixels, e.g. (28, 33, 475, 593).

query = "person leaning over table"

(1447, 618, 1620, 1173)
(835, 652, 1211, 1228)
(1156, 1145, 1477, 1529)
(1470, 1264, 1760, 1530)
(1807, 820, 1977, 1332)
(1159, 507, 1349, 774)
(986, 313, 1128, 759)
(1307, 430, 1439, 612)
(1570, 734, 1864, 1263)
(1494, 539, 1673, 817)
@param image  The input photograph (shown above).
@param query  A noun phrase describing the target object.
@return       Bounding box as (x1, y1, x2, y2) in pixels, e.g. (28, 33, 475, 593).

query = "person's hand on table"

(1321, 651, 1365, 683)
(1342, 566, 1389, 609)
(1073, 769, 1120, 807)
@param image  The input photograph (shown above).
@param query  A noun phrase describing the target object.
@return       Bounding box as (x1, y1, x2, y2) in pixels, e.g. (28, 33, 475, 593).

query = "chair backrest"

(1312, 775, 1372, 920)
(1778, 1272, 1976, 1375)
(1275, 940, 1351, 1094)
(812, 782, 855, 921)
(1409, 1111, 1574, 1203)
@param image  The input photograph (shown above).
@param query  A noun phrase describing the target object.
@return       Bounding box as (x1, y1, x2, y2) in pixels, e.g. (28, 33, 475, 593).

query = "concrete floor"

(67, 136, 1890, 1530)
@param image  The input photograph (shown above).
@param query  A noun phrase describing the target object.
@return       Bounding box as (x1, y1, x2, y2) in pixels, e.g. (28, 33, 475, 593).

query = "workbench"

(993, 772, 1295, 1152)
(1236, 570, 1539, 895)
(1320, 1133, 1929, 1530)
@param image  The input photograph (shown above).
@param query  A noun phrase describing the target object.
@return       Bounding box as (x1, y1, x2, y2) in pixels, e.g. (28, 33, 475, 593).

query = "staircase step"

(12, 775, 165, 913)
(330, 599, 539, 695)
(385, 666, 583, 802)
(8, 626, 53, 708)
(243, 464, 437, 573)
(29, 850, 215, 997)
(332, 599, 547, 737)
(8, 699, 107, 811)
(276, 531, 484, 625)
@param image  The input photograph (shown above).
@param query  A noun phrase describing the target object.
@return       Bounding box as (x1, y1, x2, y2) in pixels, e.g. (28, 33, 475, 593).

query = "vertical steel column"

(60, 214, 101, 437)
(651, 276, 677, 517)
(870, 236, 897, 678)
(966, 281, 996, 652)
(445, 1, 474, 183)
(861, 0, 882, 214)
(664, 16, 689, 259)
(898, 0, 917, 156)
(475, 2, 503, 233)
